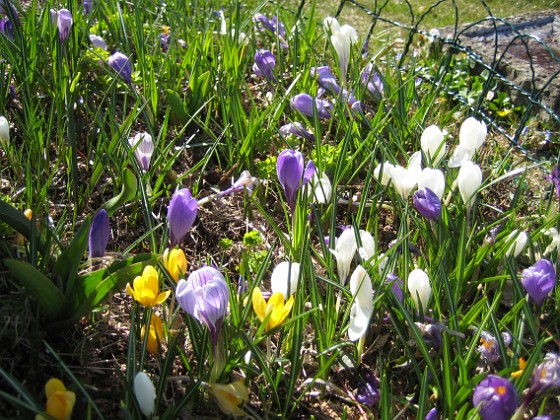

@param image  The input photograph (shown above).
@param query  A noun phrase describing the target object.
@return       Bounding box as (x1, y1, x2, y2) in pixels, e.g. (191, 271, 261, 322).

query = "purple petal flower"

(83, 0, 92, 15)
(472, 375, 518, 420)
(356, 369, 379, 407)
(252, 49, 276, 80)
(168, 188, 198, 246)
(547, 167, 560, 198)
(176, 266, 229, 347)
(89, 209, 109, 258)
(311, 66, 341, 95)
(52, 9, 72, 43)
(128, 132, 154, 172)
(361, 62, 383, 100)
(108, 51, 132, 85)
(253, 13, 285, 38)
(386, 274, 403, 302)
(413, 187, 442, 221)
(277, 149, 315, 211)
(0, 18, 13, 39)
(222, 170, 258, 196)
(521, 259, 556, 306)
(89, 34, 107, 50)
(160, 34, 170, 52)
(477, 331, 512, 363)
(425, 408, 437, 420)
(290, 93, 332, 119)
(279, 122, 315, 141)
(529, 352, 560, 395)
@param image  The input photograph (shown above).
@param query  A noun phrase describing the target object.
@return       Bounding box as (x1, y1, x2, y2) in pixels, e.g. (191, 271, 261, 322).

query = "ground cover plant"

(0, 0, 559, 418)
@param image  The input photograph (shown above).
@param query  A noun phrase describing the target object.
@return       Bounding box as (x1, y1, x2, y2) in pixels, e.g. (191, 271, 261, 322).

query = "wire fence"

(335, 0, 560, 161)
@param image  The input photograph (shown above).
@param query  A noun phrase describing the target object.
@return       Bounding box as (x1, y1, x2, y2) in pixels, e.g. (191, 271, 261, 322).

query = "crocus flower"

(330, 227, 358, 284)
(420, 124, 447, 167)
(389, 151, 423, 199)
(88, 209, 109, 258)
(449, 117, 487, 167)
(528, 352, 560, 395)
(308, 172, 332, 204)
(126, 265, 171, 308)
(323, 17, 358, 88)
(0, 115, 9, 147)
(374, 161, 397, 186)
(547, 167, 560, 198)
(176, 266, 229, 347)
(416, 322, 445, 350)
(37, 378, 76, 420)
(418, 168, 445, 199)
(386, 274, 403, 302)
(408, 268, 431, 313)
(83, 0, 92, 15)
(348, 265, 373, 341)
(413, 187, 442, 221)
(505, 230, 528, 258)
(134, 372, 156, 417)
(89, 34, 107, 49)
(521, 259, 556, 306)
(252, 287, 294, 331)
(361, 62, 383, 100)
(311, 66, 342, 95)
(167, 188, 198, 246)
(290, 93, 332, 119)
(543, 227, 560, 256)
(276, 149, 315, 211)
(477, 331, 512, 363)
(472, 375, 518, 420)
(208, 380, 248, 417)
(108, 51, 132, 84)
(271, 261, 300, 298)
(252, 49, 276, 80)
(141, 313, 164, 355)
(279, 122, 315, 141)
(425, 408, 438, 420)
(356, 368, 380, 407)
(128, 132, 154, 172)
(221, 170, 258, 196)
(0, 18, 13, 39)
(357, 229, 376, 261)
(51, 9, 72, 43)
(162, 247, 188, 282)
(457, 161, 482, 205)
(253, 13, 285, 38)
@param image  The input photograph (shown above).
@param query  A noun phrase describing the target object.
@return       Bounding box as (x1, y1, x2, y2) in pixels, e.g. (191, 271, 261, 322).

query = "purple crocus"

(108, 51, 132, 85)
(413, 187, 442, 221)
(547, 167, 560, 198)
(128, 132, 154, 172)
(83, 0, 92, 15)
(89, 209, 109, 258)
(176, 266, 229, 347)
(277, 149, 315, 211)
(0, 18, 13, 39)
(520, 259, 556, 306)
(252, 49, 276, 80)
(472, 375, 518, 420)
(311, 66, 341, 95)
(356, 369, 380, 407)
(279, 122, 315, 141)
(528, 352, 560, 395)
(386, 274, 403, 303)
(477, 331, 512, 363)
(89, 34, 107, 50)
(168, 188, 198, 246)
(253, 14, 285, 38)
(361, 62, 383, 100)
(290, 93, 332, 119)
(425, 408, 437, 420)
(50, 8, 73, 43)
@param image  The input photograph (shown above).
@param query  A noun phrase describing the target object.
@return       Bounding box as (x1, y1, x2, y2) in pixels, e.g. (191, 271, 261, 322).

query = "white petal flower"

(544, 227, 560, 256)
(324, 16, 357, 87)
(308, 172, 332, 204)
(418, 168, 445, 199)
(329, 227, 357, 284)
(374, 161, 396, 186)
(408, 268, 431, 312)
(0, 115, 9, 147)
(459, 117, 487, 153)
(457, 161, 482, 205)
(358, 230, 375, 261)
(271, 261, 301, 298)
(448, 145, 472, 168)
(420, 125, 447, 167)
(348, 265, 373, 341)
(505, 230, 528, 258)
(134, 372, 156, 417)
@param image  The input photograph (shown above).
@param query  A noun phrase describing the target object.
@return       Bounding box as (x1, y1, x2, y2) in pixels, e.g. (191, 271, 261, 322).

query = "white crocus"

(308, 172, 332, 204)
(457, 161, 482, 205)
(448, 117, 487, 167)
(358, 230, 375, 261)
(330, 227, 357, 284)
(390, 151, 423, 199)
(418, 168, 445, 199)
(323, 16, 357, 88)
(374, 161, 396, 186)
(348, 265, 373, 341)
(420, 124, 447, 167)
(505, 230, 528, 258)
(0, 115, 9, 149)
(129, 132, 155, 172)
(544, 227, 560, 256)
(408, 268, 431, 312)
(134, 372, 156, 417)
(271, 261, 301, 298)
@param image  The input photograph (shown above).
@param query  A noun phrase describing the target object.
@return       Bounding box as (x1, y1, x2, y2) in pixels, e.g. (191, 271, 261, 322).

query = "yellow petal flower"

(208, 380, 248, 417)
(252, 287, 267, 322)
(163, 247, 188, 282)
(252, 288, 293, 331)
(41, 378, 75, 420)
(126, 265, 170, 307)
(141, 314, 164, 355)
(511, 357, 526, 378)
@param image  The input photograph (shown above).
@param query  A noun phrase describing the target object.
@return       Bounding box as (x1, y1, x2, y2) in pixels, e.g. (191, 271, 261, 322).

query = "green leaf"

(103, 168, 138, 216)
(165, 89, 188, 124)
(0, 200, 46, 254)
(3, 259, 68, 320)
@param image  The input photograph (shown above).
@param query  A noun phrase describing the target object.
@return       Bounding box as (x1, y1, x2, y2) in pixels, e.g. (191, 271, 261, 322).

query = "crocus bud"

(128, 132, 154, 172)
(323, 17, 358, 87)
(348, 265, 373, 341)
(329, 227, 357, 284)
(418, 168, 445, 199)
(89, 34, 107, 49)
(134, 372, 156, 417)
(420, 125, 446, 167)
(162, 247, 188, 282)
(42, 378, 76, 420)
(176, 266, 229, 347)
(0, 18, 13, 39)
(505, 230, 528, 258)
(520, 259, 556, 306)
(279, 122, 315, 141)
(311, 66, 341, 95)
(374, 161, 396, 186)
(167, 188, 198, 246)
(276, 149, 315, 211)
(408, 268, 431, 312)
(457, 161, 482, 205)
(0, 115, 9, 147)
(308, 172, 332, 204)
(108, 51, 132, 84)
(386, 274, 403, 302)
(449, 117, 487, 167)
(51, 9, 73, 43)
(413, 187, 442, 221)
(89, 209, 109, 258)
(361, 62, 383, 99)
(271, 261, 300, 298)
(252, 49, 276, 80)
(425, 408, 438, 420)
(253, 13, 285, 38)
(389, 151, 423, 199)
(290, 93, 332, 119)
(141, 313, 164, 355)
(358, 230, 375, 261)
(472, 375, 517, 420)
(208, 380, 248, 417)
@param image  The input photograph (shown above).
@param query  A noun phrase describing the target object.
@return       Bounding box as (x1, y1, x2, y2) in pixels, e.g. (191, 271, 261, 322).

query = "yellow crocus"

(141, 313, 164, 355)
(252, 287, 294, 331)
(511, 357, 527, 378)
(208, 380, 248, 417)
(35, 378, 75, 420)
(162, 247, 188, 282)
(126, 265, 171, 307)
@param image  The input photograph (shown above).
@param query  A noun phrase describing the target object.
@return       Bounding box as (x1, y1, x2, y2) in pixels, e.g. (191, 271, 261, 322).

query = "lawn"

(0, 0, 559, 418)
